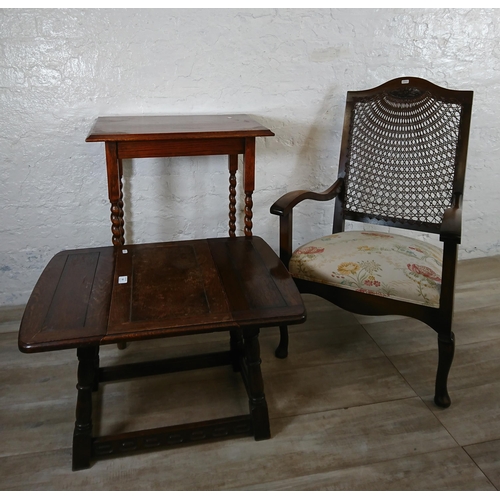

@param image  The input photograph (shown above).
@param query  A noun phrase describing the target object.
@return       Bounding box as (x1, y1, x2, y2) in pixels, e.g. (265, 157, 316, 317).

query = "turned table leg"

(92, 347, 100, 392)
(106, 144, 127, 350)
(105, 142, 125, 247)
(243, 137, 255, 237)
(229, 328, 244, 372)
(228, 155, 238, 238)
(244, 193, 253, 238)
(242, 327, 270, 440)
(72, 346, 98, 471)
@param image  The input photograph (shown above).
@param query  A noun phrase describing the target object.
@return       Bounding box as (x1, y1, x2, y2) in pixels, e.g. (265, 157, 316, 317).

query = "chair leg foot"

(275, 324, 289, 359)
(434, 332, 455, 408)
(434, 392, 451, 409)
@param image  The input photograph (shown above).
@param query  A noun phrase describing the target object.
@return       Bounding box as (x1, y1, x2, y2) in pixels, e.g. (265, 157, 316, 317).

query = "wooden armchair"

(271, 77, 473, 408)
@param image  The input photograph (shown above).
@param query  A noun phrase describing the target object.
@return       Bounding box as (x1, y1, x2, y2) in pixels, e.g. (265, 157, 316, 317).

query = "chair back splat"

(335, 77, 472, 234)
(271, 77, 473, 408)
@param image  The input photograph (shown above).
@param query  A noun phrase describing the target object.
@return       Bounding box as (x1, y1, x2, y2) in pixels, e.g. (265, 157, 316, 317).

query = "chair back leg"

(275, 324, 289, 359)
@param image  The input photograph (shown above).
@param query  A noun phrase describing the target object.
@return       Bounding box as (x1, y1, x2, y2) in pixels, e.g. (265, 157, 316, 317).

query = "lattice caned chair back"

(337, 79, 469, 233)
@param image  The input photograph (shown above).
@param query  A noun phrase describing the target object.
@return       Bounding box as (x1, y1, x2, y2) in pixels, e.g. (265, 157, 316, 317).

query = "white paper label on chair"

(118, 276, 128, 284)
(122, 249, 128, 254)
(401, 79, 409, 84)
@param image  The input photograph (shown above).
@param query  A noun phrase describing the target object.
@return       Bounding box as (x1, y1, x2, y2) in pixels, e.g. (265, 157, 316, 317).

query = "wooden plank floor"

(1, 255, 500, 490)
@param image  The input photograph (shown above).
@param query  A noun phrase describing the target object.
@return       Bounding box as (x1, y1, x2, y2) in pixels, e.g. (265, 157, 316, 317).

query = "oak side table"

(86, 114, 275, 244)
(18, 237, 306, 470)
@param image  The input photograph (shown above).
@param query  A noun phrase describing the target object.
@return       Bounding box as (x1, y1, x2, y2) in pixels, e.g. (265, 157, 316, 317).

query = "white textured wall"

(1, 8, 499, 306)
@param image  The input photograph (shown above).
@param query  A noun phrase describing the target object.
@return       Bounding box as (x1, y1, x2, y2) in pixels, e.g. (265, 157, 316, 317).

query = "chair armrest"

(440, 193, 462, 244)
(270, 178, 344, 267)
(270, 178, 344, 217)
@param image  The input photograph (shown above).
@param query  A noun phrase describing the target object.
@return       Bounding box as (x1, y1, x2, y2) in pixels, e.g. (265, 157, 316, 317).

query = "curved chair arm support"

(270, 178, 344, 267)
(440, 193, 463, 244)
(270, 178, 344, 217)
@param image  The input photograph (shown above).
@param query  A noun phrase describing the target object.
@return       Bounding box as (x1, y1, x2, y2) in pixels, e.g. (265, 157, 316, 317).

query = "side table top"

(86, 114, 275, 142)
(19, 237, 305, 353)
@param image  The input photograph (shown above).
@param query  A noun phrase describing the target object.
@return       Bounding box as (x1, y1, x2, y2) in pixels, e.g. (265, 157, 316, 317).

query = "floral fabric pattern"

(289, 231, 443, 307)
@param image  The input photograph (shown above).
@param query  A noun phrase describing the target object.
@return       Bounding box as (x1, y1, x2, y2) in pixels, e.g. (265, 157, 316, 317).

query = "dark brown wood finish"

(228, 155, 238, 237)
(18, 247, 114, 352)
(86, 115, 274, 243)
(86, 114, 274, 142)
(18, 237, 305, 470)
(271, 77, 473, 408)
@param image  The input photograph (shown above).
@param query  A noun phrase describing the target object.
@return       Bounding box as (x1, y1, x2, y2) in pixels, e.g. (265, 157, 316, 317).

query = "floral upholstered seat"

(289, 231, 443, 308)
